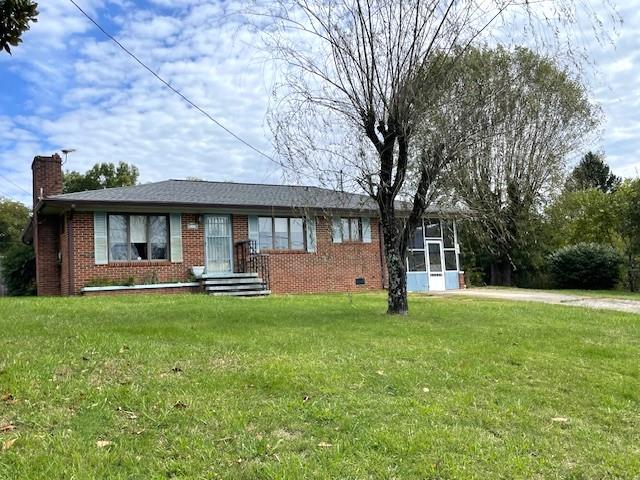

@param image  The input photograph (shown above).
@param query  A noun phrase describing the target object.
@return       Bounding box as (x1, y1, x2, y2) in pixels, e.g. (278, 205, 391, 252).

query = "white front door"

(426, 241, 446, 291)
(205, 215, 232, 273)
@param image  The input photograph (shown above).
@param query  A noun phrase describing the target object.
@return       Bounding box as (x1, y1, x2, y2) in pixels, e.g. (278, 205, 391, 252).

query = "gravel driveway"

(435, 288, 640, 315)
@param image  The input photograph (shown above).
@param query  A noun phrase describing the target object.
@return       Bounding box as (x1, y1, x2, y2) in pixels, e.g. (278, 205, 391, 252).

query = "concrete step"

(205, 284, 265, 292)
(202, 277, 265, 286)
(200, 272, 258, 280)
(207, 290, 271, 297)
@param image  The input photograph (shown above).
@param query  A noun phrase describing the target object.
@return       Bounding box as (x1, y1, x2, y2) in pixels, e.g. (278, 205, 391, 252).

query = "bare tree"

(259, 0, 613, 314)
(445, 47, 598, 285)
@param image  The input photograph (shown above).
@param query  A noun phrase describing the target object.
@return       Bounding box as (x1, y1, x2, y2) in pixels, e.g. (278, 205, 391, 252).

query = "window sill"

(259, 249, 310, 255)
(106, 260, 172, 266)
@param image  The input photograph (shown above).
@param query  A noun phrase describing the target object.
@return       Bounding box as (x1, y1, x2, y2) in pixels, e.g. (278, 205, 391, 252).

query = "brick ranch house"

(23, 154, 465, 296)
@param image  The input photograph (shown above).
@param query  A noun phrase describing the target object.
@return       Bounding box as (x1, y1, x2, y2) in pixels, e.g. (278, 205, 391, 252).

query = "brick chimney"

(32, 154, 63, 207)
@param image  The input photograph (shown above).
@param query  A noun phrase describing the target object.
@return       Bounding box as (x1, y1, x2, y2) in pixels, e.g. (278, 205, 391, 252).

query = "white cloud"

(1, 0, 640, 207)
(0, 0, 281, 205)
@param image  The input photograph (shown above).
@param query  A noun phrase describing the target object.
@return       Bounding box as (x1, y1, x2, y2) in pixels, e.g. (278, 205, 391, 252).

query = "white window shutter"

(93, 212, 108, 265)
(306, 217, 317, 252)
(362, 217, 372, 243)
(331, 217, 342, 243)
(170, 213, 183, 263)
(248, 216, 259, 251)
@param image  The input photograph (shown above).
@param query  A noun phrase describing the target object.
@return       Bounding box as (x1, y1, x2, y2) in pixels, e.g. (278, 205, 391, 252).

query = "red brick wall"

(32, 154, 63, 207)
(269, 217, 383, 293)
(231, 215, 384, 294)
(70, 212, 205, 294)
(63, 212, 384, 295)
(232, 214, 248, 245)
(34, 215, 61, 296)
(60, 214, 70, 295)
(33, 155, 65, 296)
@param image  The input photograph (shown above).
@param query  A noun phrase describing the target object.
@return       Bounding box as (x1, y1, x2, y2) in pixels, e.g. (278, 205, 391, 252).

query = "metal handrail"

(234, 240, 270, 290)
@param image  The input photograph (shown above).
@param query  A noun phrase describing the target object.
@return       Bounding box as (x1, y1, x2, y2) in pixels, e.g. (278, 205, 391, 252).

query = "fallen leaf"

(96, 440, 113, 448)
(317, 442, 333, 448)
(376, 370, 384, 376)
(552, 417, 569, 423)
(2, 438, 16, 451)
(174, 401, 188, 409)
(0, 424, 16, 432)
(422, 387, 430, 393)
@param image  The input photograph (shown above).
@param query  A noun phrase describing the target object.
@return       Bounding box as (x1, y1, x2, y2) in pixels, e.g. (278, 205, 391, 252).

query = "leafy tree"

(0, 198, 30, 255)
(0, 243, 35, 295)
(565, 151, 621, 193)
(446, 47, 597, 286)
(262, 0, 607, 314)
(545, 189, 619, 249)
(63, 162, 139, 194)
(0, 0, 38, 54)
(614, 179, 640, 291)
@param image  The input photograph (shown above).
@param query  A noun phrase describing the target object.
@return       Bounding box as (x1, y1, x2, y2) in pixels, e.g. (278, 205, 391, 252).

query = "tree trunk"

(381, 219, 408, 315)
(489, 260, 513, 286)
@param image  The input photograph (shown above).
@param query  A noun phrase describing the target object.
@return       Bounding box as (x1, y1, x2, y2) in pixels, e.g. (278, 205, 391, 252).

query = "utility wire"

(68, 0, 278, 166)
(0, 173, 31, 196)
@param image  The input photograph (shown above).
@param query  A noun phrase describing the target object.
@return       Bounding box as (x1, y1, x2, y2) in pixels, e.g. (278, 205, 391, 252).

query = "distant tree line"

(460, 152, 638, 291)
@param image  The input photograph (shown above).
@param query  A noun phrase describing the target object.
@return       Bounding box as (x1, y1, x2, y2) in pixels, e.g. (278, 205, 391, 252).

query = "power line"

(68, 0, 278, 166)
(0, 173, 31, 196)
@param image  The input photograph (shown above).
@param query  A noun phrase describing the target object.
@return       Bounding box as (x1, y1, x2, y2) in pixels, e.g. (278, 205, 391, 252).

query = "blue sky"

(0, 0, 638, 205)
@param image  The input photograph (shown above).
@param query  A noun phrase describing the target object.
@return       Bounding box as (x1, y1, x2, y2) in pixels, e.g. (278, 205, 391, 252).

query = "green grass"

(0, 293, 639, 479)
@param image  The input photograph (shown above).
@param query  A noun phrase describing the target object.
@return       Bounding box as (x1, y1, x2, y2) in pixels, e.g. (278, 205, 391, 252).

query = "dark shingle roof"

(47, 180, 380, 212)
(45, 179, 459, 214)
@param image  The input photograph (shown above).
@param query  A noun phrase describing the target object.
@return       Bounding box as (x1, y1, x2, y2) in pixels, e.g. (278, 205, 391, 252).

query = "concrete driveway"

(434, 288, 640, 315)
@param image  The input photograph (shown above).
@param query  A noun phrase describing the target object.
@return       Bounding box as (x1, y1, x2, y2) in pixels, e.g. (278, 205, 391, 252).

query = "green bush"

(0, 243, 36, 296)
(548, 243, 621, 289)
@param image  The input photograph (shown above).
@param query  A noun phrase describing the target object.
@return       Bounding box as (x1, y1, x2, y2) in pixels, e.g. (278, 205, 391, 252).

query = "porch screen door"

(205, 215, 232, 273)
(426, 241, 446, 291)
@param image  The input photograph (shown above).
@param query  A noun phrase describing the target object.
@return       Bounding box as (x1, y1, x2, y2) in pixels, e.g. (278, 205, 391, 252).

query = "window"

(290, 218, 305, 250)
(257, 217, 306, 250)
(411, 226, 424, 249)
(442, 219, 458, 271)
(333, 217, 362, 242)
(258, 217, 273, 251)
(444, 250, 458, 271)
(408, 251, 426, 272)
(427, 243, 443, 272)
(425, 218, 441, 238)
(443, 220, 455, 248)
(108, 214, 168, 262)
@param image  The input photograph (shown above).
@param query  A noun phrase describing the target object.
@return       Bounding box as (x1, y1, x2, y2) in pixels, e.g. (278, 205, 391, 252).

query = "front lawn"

(0, 294, 638, 478)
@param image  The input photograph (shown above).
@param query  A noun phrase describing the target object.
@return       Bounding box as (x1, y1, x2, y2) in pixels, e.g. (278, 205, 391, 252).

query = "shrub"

(548, 243, 621, 289)
(0, 243, 36, 295)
